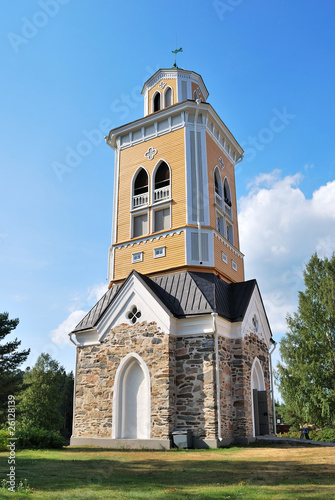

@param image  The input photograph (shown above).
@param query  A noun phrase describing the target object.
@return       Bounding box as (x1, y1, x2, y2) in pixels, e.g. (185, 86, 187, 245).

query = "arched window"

(153, 91, 161, 112)
(153, 161, 170, 202)
(193, 89, 198, 100)
(223, 178, 232, 218)
(164, 87, 172, 107)
(133, 168, 149, 208)
(214, 167, 223, 207)
(112, 354, 151, 439)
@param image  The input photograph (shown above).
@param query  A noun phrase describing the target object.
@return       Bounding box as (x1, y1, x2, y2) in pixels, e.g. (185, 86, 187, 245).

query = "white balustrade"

(133, 193, 148, 208)
(224, 202, 232, 218)
(215, 192, 222, 206)
(154, 186, 170, 202)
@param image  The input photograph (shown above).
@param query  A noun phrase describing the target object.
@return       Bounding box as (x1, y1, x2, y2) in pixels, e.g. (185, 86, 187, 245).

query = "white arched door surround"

(112, 353, 151, 439)
(251, 358, 269, 437)
(251, 357, 265, 392)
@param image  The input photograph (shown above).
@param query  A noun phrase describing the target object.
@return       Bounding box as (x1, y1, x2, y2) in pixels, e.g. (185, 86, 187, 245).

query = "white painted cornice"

(105, 101, 244, 158)
(141, 68, 209, 100)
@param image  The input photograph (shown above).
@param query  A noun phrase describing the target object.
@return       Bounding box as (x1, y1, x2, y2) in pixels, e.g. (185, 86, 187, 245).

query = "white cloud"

(51, 282, 108, 345)
(86, 282, 108, 303)
(50, 310, 87, 345)
(238, 172, 335, 342)
(68, 282, 108, 313)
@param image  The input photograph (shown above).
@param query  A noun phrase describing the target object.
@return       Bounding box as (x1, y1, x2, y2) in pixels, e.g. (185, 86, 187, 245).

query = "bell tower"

(106, 67, 244, 285)
(70, 65, 275, 449)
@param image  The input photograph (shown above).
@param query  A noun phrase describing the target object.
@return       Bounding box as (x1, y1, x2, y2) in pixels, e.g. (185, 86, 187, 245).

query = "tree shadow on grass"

(0, 453, 334, 499)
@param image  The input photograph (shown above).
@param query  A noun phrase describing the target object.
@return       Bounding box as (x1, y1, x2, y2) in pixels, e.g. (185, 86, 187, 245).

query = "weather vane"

(172, 47, 183, 68)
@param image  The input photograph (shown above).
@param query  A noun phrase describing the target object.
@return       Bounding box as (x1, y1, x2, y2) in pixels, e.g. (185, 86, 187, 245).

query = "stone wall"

(174, 334, 217, 440)
(218, 332, 273, 439)
(73, 321, 175, 440)
(73, 321, 273, 443)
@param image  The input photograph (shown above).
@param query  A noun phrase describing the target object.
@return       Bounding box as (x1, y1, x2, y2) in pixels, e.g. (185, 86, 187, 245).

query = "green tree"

(59, 371, 74, 439)
(277, 253, 335, 427)
(0, 312, 30, 425)
(18, 353, 68, 431)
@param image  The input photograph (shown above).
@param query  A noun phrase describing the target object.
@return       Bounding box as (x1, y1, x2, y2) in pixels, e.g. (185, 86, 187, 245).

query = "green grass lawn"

(0, 445, 334, 499)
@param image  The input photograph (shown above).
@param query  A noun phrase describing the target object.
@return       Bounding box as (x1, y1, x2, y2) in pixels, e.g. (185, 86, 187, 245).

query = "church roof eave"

(70, 270, 271, 338)
(105, 100, 244, 157)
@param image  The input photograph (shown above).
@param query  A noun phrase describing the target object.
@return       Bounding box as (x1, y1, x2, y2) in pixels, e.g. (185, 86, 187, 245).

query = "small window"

(252, 314, 259, 332)
(164, 87, 172, 107)
(127, 306, 142, 324)
(153, 92, 161, 112)
(193, 89, 198, 100)
(132, 252, 143, 263)
(133, 213, 148, 238)
(154, 207, 170, 232)
(154, 247, 166, 258)
(222, 252, 228, 263)
(232, 260, 237, 271)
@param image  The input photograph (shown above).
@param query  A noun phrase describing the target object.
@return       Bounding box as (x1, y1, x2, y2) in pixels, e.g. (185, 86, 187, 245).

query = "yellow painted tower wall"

(206, 132, 244, 282)
(113, 127, 187, 281)
(148, 79, 178, 114)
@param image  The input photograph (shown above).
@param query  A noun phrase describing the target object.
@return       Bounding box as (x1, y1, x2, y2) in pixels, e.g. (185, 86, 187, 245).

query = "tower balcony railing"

(224, 202, 232, 218)
(133, 193, 149, 208)
(215, 192, 222, 206)
(154, 185, 170, 202)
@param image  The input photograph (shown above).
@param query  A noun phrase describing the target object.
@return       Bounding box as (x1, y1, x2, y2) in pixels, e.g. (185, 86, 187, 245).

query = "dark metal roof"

(72, 283, 121, 333)
(71, 270, 260, 334)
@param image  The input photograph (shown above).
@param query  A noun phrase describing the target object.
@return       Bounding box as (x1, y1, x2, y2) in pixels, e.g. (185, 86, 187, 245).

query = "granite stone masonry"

(73, 320, 273, 444)
(73, 321, 176, 440)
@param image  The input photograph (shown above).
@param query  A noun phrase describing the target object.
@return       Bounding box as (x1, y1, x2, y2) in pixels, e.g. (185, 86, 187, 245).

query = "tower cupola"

(141, 68, 209, 116)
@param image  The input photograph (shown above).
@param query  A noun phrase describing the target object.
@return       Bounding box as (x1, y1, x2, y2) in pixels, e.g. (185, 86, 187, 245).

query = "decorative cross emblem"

(218, 156, 224, 170)
(159, 81, 166, 89)
(145, 147, 157, 160)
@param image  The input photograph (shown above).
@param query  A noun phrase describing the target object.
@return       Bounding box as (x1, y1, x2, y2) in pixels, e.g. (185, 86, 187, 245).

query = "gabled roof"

(71, 270, 266, 334)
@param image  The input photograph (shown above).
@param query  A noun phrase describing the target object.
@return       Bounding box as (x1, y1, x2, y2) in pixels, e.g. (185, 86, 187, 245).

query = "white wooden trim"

(112, 353, 151, 439)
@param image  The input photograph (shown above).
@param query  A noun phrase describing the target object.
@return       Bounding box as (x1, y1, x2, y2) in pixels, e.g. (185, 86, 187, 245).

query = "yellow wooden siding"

(213, 234, 245, 282)
(114, 231, 186, 281)
(148, 79, 178, 114)
(116, 127, 186, 244)
(206, 133, 240, 250)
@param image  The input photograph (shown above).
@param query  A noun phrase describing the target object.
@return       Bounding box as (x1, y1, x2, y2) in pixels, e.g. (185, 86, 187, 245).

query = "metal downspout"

(269, 341, 277, 435)
(212, 313, 222, 441)
(194, 99, 202, 264)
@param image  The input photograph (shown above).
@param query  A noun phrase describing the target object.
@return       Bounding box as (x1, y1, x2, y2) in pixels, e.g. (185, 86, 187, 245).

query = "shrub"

(310, 428, 335, 443)
(277, 428, 335, 443)
(15, 427, 65, 449)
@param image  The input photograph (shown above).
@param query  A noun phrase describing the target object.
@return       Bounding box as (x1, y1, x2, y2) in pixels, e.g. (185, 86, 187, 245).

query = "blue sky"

(1, 0, 335, 387)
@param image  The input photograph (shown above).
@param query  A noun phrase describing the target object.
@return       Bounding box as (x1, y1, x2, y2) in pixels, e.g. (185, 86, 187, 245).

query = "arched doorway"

(112, 354, 150, 439)
(251, 358, 269, 436)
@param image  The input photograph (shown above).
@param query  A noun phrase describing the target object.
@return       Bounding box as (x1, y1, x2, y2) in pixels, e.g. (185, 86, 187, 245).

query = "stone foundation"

(72, 321, 273, 445)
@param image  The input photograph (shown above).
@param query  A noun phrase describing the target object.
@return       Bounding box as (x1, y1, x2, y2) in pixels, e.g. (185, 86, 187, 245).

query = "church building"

(69, 66, 276, 448)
